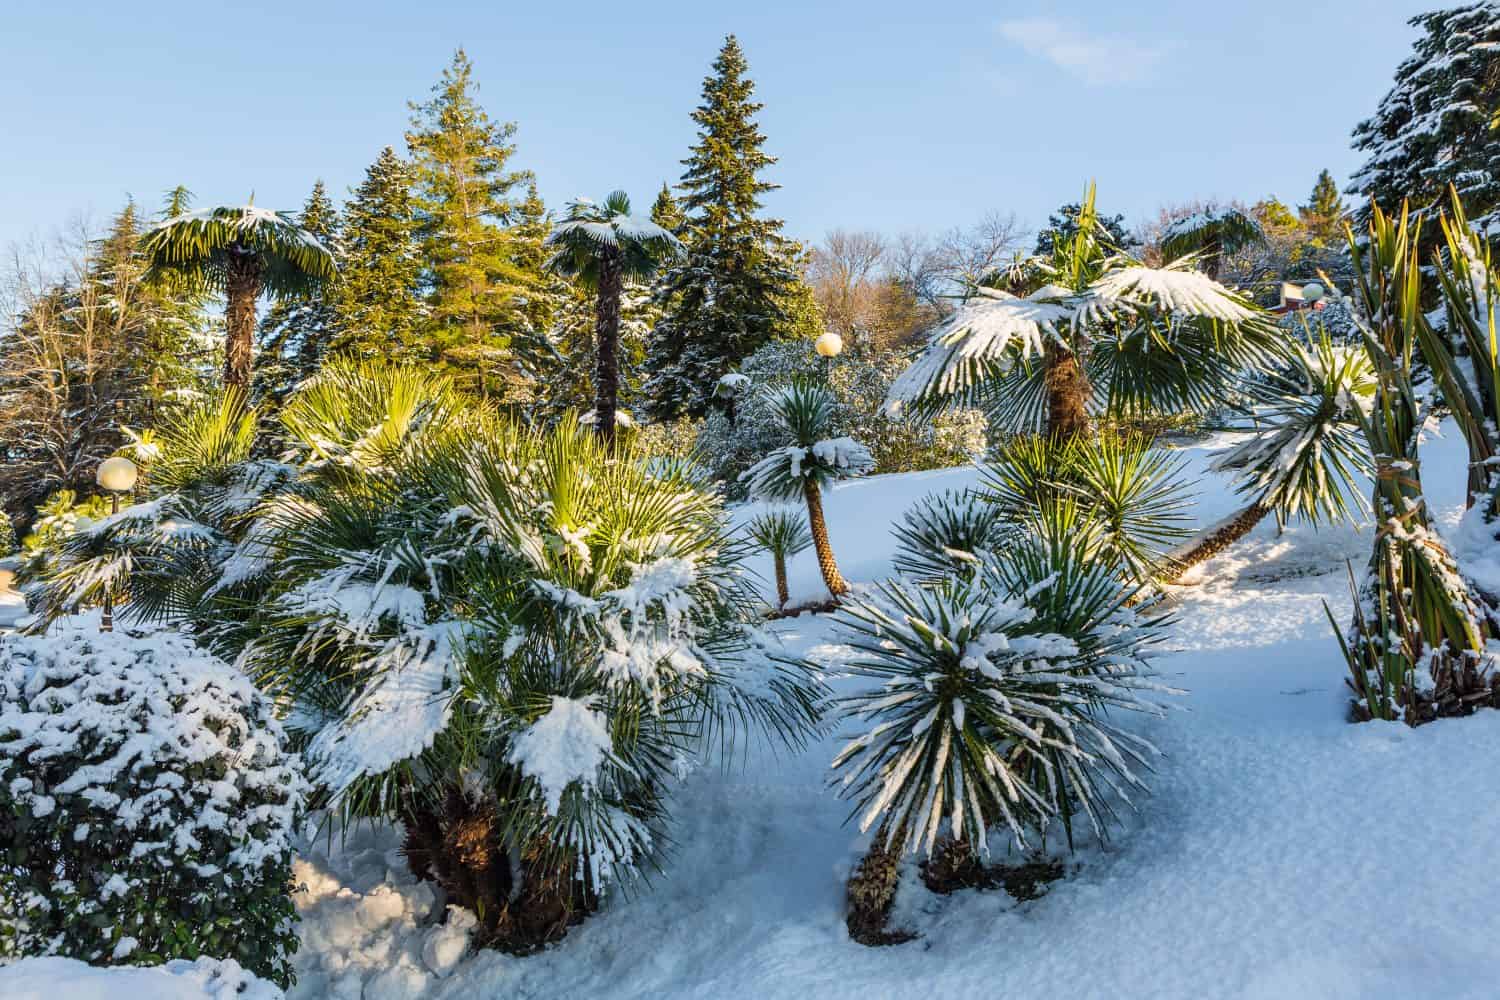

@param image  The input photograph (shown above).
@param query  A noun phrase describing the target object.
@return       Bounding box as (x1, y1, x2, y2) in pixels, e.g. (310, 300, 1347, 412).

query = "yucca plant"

(741, 379, 875, 598)
(890, 489, 1011, 584)
(980, 432, 1194, 587)
(140, 203, 335, 389)
(746, 507, 812, 610)
(1168, 332, 1376, 579)
(1332, 201, 1490, 723)
(886, 183, 1276, 443)
(833, 505, 1174, 942)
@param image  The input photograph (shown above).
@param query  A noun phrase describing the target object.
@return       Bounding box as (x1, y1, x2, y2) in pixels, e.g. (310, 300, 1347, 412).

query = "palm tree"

(1160, 205, 1264, 280)
(140, 204, 335, 390)
(747, 507, 812, 609)
(741, 380, 874, 598)
(886, 184, 1275, 444)
(545, 191, 681, 446)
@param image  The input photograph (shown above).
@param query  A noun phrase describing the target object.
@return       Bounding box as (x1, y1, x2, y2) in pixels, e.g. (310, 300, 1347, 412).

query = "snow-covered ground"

(6, 424, 1500, 999)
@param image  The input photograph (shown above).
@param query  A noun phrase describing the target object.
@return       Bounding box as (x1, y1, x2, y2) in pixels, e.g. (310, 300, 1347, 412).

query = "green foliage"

(644, 35, 803, 419)
(0, 511, 14, 555)
(746, 507, 812, 561)
(830, 519, 1174, 856)
(140, 204, 335, 300)
(1301, 169, 1345, 242)
(545, 191, 681, 291)
(1211, 333, 1375, 527)
(891, 489, 1011, 583)
(739, 379, 875, 501)
(406, 48, 551, 400)
(16, 491, 110, 584)
(256, 180, 343, 410)
(0, 629, 303, 986)
(1159, 206, 1263, 274)
(332, 147, 428, 363)
(981, 433, 1194, 586)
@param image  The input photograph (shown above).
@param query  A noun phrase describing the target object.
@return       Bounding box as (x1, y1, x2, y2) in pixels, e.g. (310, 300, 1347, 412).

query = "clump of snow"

(0, 956, 283, 1000)
(508, 696, 615, 814)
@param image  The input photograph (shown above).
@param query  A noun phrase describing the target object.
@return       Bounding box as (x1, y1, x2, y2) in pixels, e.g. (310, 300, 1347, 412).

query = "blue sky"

(1, 1, 1424, 251)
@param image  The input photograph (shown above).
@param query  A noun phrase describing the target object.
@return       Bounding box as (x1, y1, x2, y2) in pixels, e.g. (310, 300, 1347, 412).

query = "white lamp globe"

(814, 331, 844, 358)
(96, 456, 138, 493)
(1301, 282, 1324, 304)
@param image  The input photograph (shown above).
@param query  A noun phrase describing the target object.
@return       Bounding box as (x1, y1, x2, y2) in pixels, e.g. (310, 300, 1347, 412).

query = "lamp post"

(814, 331, 843, 377)
(95, 456, 138, 632)
(1301, 282, 1324, 309)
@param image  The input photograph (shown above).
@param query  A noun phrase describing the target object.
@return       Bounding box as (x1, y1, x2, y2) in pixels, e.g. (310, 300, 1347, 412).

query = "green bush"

(0, 627, 305, 986)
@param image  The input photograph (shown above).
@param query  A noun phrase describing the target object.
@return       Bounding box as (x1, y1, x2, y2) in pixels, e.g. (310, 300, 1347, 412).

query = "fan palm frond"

(140, 204, 335, 298)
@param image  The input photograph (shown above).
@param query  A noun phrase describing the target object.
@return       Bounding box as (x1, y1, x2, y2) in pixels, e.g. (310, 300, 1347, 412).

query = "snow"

(508, 695, 615, 814)
(0, 957, 283, 1000)
(11, 425, 1500, 999)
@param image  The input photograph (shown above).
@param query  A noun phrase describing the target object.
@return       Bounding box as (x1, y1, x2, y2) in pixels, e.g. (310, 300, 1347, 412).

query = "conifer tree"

(1350, 4, 1500, 236)
(332, 147, 425, 362)
(1301, 168, 1344, 243)
(645, 36, 801, 419)
(406, 49, 547, 400)
(256, 180, 340, 406)
(650, 182, 685, 234)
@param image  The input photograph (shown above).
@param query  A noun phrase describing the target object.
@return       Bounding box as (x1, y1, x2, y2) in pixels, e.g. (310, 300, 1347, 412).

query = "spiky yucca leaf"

(891, 489, 1011, 583)
(1212, 333, 1375, 526)
(831, 524, 1174, 857)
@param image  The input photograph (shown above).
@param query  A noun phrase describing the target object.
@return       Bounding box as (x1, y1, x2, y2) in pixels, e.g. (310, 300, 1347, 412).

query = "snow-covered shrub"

(0, 510, 15, 555)
(832, 512, 1174, 864)
(0, 627, 304, 985)
(980, 433, 1193, 586)
(694, 339, 986, 497)
(15, 490, 110, 586)
(890, 489, 1012, 584)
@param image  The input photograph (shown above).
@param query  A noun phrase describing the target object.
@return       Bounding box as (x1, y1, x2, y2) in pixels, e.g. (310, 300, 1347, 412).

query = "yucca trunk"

(1166, 500, 1271, 580)
(1044, 341, 1091, 442)
(224, 248, 263, 390)
(773, 553, 790, 609)
(594, 249, 623, 448)
(803, 478, 848, 596)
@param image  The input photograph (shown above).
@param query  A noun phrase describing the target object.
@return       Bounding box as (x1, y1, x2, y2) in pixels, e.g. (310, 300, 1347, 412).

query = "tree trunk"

(1044, 340, 1091, 442)
(773, 554, 789, 609)
(594, 250, 623, 449)
(224, 249, 263, 391)
(1166, 500, 1271, 581)
(804, 478, 848, 597)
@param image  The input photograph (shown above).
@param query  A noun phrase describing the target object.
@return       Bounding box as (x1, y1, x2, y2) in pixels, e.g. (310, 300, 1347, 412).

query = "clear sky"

(1, 0, 1425, 251)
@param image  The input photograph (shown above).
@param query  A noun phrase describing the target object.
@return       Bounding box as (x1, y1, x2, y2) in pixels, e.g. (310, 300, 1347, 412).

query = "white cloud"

(996, 17, 1171, 86)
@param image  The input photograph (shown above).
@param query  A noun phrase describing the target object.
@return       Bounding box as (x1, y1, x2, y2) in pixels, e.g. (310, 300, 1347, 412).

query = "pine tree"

(644, 36, 802, 419)
(256, 180, 340, 407)
(1350, 4, 1500, 236)
(650, 182, 685, 234)
(1301, 169, 1344, 242)
(406, 49, 547, 400)
(332, 147, 425, 362)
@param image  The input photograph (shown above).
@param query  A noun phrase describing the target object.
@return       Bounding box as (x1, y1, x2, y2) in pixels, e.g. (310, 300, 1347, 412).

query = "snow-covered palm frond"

(1212, 335, 1375, 526)
(1081, 264, 1260, 326)
(1159, 206, 1264, 264)
(140, 203, 335, 298)
(830, 530, 1174, 857)
(546, 189, 684, 288)
(740, 380, 874, 500)
(883, 288, 1070, 415)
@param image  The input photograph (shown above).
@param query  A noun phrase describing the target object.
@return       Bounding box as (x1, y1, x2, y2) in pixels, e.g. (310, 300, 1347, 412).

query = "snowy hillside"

(5, 425, 1498, 1000)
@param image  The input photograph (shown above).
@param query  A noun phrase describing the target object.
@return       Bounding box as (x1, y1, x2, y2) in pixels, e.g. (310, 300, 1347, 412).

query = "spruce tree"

(650, 182, 685, 234)
(332, 147, 425, 362)
(406, 49, 546, 400)
(256, 180, 340, 407)
(644, 36, 801, 419)
(1301, 169, 1344, 243)
(1350, 4, 1500, 236)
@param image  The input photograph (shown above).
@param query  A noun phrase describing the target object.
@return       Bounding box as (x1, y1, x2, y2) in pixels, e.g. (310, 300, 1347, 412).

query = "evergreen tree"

(644, 36, 802, 419)
(256, 180, 340, 407)
(1350, 4, 1500, 236)
(1034, 200, 1130, 257)
(1301, 168, 1344, 243)
(650, 182, 685, 234)
(332, 147, 425, 362)
(406, 48, 547, 400)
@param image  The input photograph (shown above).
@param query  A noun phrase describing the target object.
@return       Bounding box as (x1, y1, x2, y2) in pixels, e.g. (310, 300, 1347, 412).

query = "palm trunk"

(773, 554, 789, 609)
(1166, 500, 1271, 581)
(224, 249, 262, 390)
(1044, 340, 1091, 442)
(803, 478, 848, 597)
(594, 250, 623, 449)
